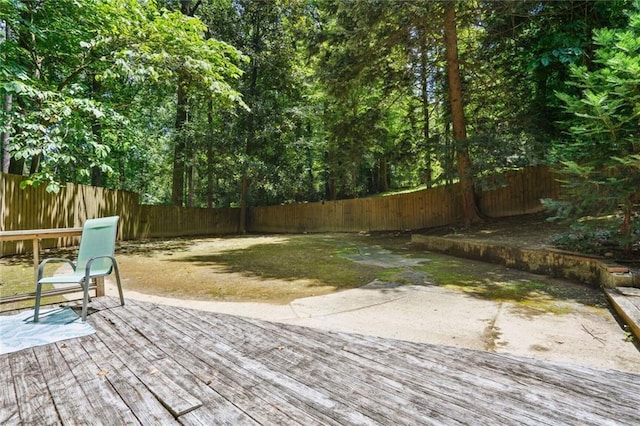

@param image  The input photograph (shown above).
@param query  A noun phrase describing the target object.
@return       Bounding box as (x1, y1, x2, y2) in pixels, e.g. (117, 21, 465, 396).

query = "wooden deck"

(2, 296, 639, 425)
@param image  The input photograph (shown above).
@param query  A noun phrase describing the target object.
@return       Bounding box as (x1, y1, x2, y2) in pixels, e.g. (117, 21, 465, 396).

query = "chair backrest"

(76, 216, 119, 276)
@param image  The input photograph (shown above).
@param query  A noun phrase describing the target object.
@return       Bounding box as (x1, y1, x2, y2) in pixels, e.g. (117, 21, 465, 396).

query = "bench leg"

(95, 277, 105, 297)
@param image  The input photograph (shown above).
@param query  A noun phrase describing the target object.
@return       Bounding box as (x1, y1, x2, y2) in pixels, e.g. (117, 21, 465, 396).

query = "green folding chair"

(33, 216, 125, 322)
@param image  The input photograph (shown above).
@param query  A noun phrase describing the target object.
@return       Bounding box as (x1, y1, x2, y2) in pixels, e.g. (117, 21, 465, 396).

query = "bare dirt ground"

(3, 213, 639, 371)
(418, 212, 571, 249)
(113, 214, 573, 305)
(91, 213, 639, 372)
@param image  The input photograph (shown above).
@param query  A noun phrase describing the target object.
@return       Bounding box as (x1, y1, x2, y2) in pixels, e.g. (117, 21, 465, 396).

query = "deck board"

(52, 331, 149, 425)
(2, 296, 639, 425)
(172, 303, 505, 424)
(79, 333, 178, 425)
(121, 300, 350, 425)
(225, 314, 577, 425)
(32, 343, 103, 425)
(104, 298, 331, 425)
(9, 350, 59, 425)
(0, 352, 20, 424)
(89, 313, 204, 417)
(230, 317, 542, 424)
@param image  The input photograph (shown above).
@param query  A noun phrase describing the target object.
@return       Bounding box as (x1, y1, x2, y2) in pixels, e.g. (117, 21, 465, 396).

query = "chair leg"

(81, 277, 91, 322)
(112, 260, 125, 306)
(33, 281, 43, 322)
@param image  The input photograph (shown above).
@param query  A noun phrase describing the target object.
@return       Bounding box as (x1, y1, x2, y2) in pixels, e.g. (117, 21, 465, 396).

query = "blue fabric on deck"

(0, 307, 95, 355)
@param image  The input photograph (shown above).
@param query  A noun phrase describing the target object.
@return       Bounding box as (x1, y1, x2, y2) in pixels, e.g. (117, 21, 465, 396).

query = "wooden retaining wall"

(1, 166, 560, 256)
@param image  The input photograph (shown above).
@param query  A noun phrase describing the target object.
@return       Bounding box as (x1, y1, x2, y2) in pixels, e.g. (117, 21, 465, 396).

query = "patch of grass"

(377, 268, 405, 281)
(417, 255, 487, 286)
(472, 280, 548, 302)
(416, 252, 607, 315)
(171, 235, 380, 287)
(516, 299, 574, 316)
(0, 256, 67, 311)
(2, 232, 609, 314)
(118, 234, 388, 303)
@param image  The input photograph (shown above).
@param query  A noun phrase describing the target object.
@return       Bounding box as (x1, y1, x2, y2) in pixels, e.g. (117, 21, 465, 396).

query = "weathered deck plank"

(0, 353, 20, 424)
(90, 314, 203, 417)
(116, 299, 349, 425)
(223, 317, 543, 424)
(78, 333, 179, 425)
(2, 296, 639, 425)
(144, 299, 640, 425)
(53, 338, 144, 425)
(32, 343, 111, 425)
(151, 307, 382, 425)
(342, 336, 632, 425)
(9, 349, 60, 425)
(88, 302, 255, 425)
(165, 302, 498, 424)
(90, 298, 315, 425)
(183, 306, 571, 425)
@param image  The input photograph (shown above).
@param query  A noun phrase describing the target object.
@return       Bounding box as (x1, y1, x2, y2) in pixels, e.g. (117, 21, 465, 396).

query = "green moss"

(415, 252, 604, 315)
(515, 300, 574, 316)
(2, 232, 608, 312)
(186, 235, 381, 290)
(377, 268, 406, 281)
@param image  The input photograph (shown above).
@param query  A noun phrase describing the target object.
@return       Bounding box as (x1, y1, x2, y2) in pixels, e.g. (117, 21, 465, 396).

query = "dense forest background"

(1, 0, 639, 241)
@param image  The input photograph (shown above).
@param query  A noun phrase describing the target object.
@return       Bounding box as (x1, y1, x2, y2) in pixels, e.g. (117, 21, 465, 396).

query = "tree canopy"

(2, 0, 638, 243)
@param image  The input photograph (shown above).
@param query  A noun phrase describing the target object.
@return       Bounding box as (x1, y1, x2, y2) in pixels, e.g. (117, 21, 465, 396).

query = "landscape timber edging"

(604, 287, 640, 341)
(410, 235, 634, 289)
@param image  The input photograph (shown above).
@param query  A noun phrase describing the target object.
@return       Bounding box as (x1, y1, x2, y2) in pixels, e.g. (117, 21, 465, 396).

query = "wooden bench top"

(0, 228, 83, 242)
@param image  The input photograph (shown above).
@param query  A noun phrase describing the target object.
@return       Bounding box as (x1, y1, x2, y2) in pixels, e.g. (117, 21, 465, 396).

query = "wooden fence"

(1, 175, 139, 255)
(139, 205, 239, 238)
(248, 184, 459, 233)
(249, 167, 559, 233)
(476, 166, 558, 217)
(1, 166, 560, 256)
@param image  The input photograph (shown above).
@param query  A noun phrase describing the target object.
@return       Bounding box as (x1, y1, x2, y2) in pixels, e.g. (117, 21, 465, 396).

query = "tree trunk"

(29, 153, 40, 174)
(91, 165, 103, 187)
(90, 76, 103, 187)
(238, 27, 260, 231)
(378, 157, 389, 192)
(1, 93, 11, 173)
(187, 152, 196, 207)
(8, 158, 24, 175)
(1, 22, 9, 173)
(171, 0, 194, 206)
(443, 0, 481, 226)
(206, 98, 215, 208)
(621, 197, 633, 255)
(21, 4, 43, 178)
(239, 173, 248, 234)
(171, 79, 187, 206)
(420, 35, 432, 188)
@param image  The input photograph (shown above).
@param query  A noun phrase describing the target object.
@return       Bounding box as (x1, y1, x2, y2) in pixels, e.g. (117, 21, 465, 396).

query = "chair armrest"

(84, 255, 118, 277)
(37, 258, 77, 282)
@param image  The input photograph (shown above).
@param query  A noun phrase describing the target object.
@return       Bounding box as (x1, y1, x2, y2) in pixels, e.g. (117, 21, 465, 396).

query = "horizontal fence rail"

(1, 166, 560, 256)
